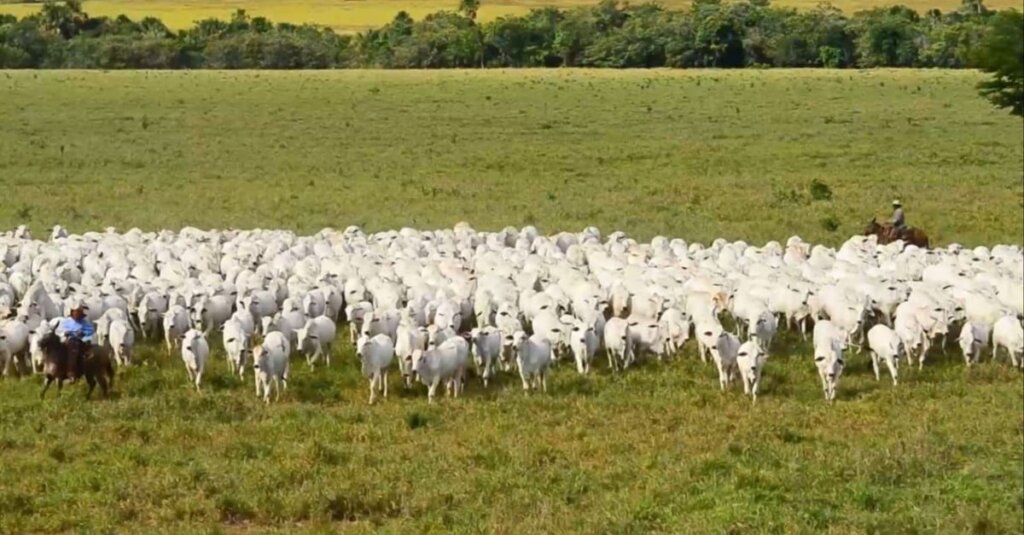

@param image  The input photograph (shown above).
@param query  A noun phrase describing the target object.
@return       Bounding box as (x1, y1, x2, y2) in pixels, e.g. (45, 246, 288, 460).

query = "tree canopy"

(0, 0, 1016, 70)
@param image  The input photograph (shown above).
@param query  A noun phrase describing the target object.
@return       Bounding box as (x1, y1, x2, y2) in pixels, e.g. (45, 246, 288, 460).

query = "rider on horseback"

(890, 200, 907, 240)
(59, 305, 94, 381)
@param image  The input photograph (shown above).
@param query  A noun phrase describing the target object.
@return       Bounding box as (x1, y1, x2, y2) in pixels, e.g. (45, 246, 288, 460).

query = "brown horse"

(38, 333, 114, 399)
(864, 219, 930, 249)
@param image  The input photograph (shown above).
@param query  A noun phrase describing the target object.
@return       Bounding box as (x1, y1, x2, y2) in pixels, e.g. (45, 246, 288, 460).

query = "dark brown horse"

(864, 219, 930, 249)
(38, 334, 114, 399)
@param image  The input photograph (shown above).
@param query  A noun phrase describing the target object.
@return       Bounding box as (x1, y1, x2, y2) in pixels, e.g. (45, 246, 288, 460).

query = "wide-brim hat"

(892, 200, 902, 206)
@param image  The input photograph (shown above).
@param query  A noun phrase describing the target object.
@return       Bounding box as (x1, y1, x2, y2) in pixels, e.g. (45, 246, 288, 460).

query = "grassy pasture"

(0, 325, 1022, 533)
(0, 69, 1022, 245)
(2, 0, 1023, 33)
(0, 69, 1022, 533)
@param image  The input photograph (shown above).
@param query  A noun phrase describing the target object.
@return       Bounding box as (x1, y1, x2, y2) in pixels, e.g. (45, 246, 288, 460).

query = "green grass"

(1, 69, 1021, 245)
(1, 68, 1023, 532)
(2, 0, 1022, 33)
(0, 330, 1021, 532)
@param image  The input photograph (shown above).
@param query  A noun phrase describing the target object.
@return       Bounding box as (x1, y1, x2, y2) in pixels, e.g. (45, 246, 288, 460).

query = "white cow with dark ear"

(957, 322, 990, 366)
(180, 329, 209, 392)
(163, 304, 190, 355)
(658, 308, 690, 356)
(736, 340, 767, 403)
(567, 320, 598, 375)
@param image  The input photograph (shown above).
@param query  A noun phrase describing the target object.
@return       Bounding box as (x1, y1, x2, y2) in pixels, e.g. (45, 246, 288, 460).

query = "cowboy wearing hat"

(891, 200, 907, 231)
(59, 303, 95, 381)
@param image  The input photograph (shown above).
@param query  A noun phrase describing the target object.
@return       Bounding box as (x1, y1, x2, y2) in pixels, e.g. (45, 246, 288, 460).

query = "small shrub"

(217, 495, 255, 523)
(48, 445, 67, 463)
(405, 411, 428, 430)
(809, 179, 833, 201)
(820, 214, 840, 232)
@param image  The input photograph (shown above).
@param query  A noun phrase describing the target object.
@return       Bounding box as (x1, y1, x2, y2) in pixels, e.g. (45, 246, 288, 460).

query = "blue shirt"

(60, 317, 95, 342)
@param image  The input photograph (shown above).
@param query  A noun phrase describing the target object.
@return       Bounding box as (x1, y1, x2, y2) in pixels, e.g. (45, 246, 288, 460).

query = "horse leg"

(40, 376, 53, 399)
(86, 375, 96, 399)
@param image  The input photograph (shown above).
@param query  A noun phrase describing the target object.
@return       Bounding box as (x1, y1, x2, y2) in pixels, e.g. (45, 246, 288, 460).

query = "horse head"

(864, 219, 881, 236)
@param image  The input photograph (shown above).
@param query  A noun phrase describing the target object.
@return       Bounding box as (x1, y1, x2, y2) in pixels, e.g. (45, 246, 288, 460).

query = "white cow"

(812, 324, 845, 402)
(180, 329, 209, 391)
(736, 339, 767, 403)
(712, 332, 741, 391)
(295, 316, 337, 369)
(866, 324, 901, 385)
(357, 333, 395, 404)
(108, 318, 135, 367)
(568, 320, 599, 375)
(470, 327, 502, 386)
(958, 322, 990, 366)
(253, 331, 290, 403)
(603, 317, 632, 372)
(512, 331, 552, 392)
(222, 318, 251, 379)
(992, 316, 1023, 368)
(412, 336, 469, 403)
(395, 323, 428, 388)
(163, 304, 190, 355)
(0, 319, 30, 376)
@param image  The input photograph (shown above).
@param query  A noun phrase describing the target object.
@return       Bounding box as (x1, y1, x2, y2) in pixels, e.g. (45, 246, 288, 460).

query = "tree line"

(0, 0, 1013, 69)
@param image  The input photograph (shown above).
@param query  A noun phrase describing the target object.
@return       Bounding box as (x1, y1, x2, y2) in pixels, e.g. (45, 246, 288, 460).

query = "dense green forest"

(0, 0, 1015, 68)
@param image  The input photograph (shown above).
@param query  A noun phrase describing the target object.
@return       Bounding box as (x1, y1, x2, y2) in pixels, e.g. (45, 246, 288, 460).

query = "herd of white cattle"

(1, 223, 1022, 404)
